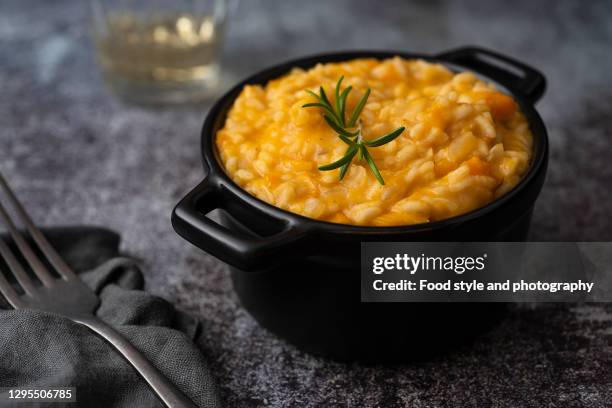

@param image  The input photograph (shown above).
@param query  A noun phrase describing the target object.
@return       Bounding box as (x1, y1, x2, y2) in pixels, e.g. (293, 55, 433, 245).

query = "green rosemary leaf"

(335, 76, 344, 126)
(338, 134, 355, 145)
(361, 145, 385, 185)
(302, 102, 338, 118)
(319, 86, 345, 125)
(363, 126, 405, 147)
(324, 115, 359, 137)
(306, 89, 324, 105)
(319, 87, 333, 112)
(339, 145, 354, 180)
(308, 89, 335, 112)
(318, 145, 358, 171)
(348, 88, 371, 127)
(339, 86, 352, 128)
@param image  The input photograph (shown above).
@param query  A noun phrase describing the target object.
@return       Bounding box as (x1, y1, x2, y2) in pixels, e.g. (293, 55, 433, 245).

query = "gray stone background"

(1, 0, 611, 406)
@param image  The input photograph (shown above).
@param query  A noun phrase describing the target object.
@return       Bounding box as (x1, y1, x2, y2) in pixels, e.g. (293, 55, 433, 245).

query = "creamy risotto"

(215, 57, 533, 226)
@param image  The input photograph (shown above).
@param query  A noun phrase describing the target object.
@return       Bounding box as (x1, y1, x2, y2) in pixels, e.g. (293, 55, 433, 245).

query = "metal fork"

(0, 172, 197, 408)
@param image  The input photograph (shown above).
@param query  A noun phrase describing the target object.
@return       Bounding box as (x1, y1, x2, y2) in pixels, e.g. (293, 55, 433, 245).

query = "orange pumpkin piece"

(482, 92, 518, 120)
(466, 156, 491, 176)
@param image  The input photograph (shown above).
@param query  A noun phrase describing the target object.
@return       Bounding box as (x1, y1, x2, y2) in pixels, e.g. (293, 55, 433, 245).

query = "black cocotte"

(172, 47, 549, 362)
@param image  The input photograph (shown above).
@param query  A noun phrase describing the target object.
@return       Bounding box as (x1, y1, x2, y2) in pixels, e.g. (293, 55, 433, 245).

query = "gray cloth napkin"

(0, 227, 220, 408)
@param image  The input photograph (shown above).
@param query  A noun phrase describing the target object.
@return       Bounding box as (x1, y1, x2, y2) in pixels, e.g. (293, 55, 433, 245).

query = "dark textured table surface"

(1, 0, 611, 406)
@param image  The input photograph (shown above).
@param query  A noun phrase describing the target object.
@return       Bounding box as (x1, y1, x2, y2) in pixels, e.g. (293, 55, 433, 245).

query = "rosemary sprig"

(302, 76, 405, 185)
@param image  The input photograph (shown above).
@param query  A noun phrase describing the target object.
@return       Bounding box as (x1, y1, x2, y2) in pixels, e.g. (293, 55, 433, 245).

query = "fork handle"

(75, 316, 198, 408)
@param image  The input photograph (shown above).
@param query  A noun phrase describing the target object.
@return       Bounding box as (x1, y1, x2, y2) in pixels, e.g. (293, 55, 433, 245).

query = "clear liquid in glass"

(95, 13, 225, 103)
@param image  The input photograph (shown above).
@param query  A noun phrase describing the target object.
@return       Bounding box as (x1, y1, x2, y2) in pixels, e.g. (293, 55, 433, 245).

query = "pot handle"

(172, 178, 308, 271)
(436, 46, 546, 104)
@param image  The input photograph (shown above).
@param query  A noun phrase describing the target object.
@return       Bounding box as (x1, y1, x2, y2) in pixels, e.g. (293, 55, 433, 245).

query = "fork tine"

(0, 236, 33, 299)
(0, 269, 23, 308)
(0, 240, 26, 307)
(0, 201, 55, 287)
(0, 172, 76, 280)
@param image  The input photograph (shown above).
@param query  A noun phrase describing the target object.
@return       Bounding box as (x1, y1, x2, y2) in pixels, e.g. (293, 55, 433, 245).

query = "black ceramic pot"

(172, 47, 549, 362)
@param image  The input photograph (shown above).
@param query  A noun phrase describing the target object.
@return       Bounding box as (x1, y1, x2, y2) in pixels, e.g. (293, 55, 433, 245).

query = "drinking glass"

(90, 0, 234, 104)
